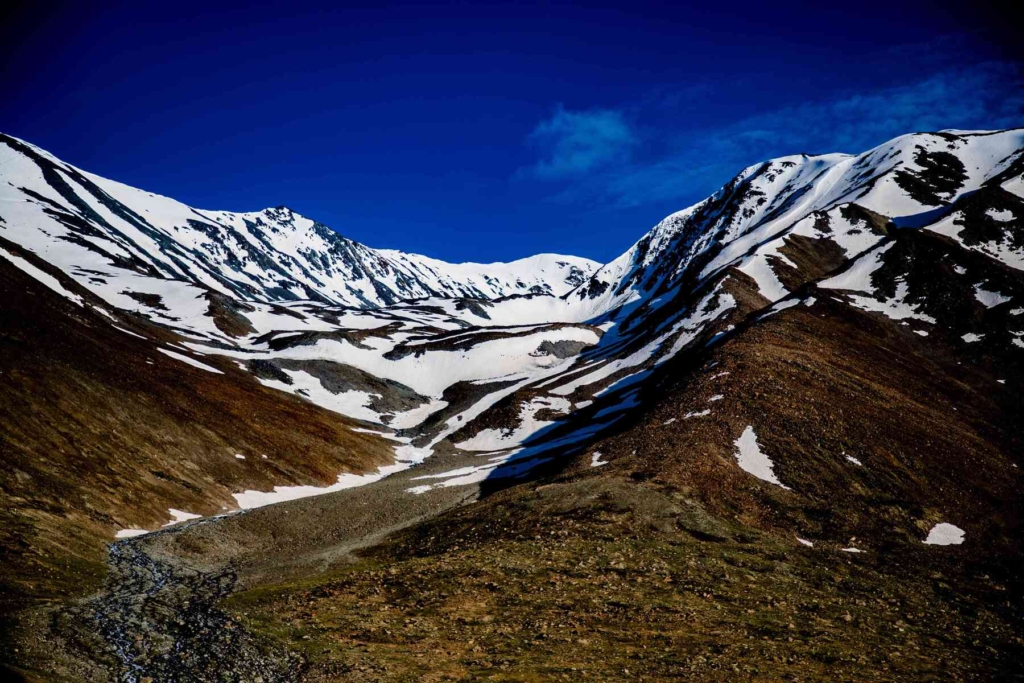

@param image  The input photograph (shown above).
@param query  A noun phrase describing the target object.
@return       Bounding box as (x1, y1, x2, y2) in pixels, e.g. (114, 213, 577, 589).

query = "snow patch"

(758, 297, 800, 320)
(232, 463, 409, 509)
(924, 522, 965, 546)
(974, 284, 1011, 308)
(157, 348, 224, 374)
(115, 528, 149, 539)
(819, 242, 895, 292)
(733, 426, 790, 489)
(846, 280, 937, 324)
(163, 509, 201, 527)
(111, 325, 146, 339)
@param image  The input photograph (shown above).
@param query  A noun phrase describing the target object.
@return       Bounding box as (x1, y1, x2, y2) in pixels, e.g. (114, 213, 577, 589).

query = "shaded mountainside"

(1, 128, 1024, 681)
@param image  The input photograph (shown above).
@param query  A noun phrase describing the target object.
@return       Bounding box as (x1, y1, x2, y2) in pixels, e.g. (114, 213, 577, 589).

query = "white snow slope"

(0, 133, 598, 310)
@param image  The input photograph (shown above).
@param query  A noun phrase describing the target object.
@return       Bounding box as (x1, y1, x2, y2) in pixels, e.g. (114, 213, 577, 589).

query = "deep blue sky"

(2, 1, 1020, 263)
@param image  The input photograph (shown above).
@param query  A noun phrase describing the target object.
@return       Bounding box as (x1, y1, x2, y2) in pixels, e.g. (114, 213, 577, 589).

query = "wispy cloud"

(523, 60, 1024, 209)
(523, 105, 637, 180)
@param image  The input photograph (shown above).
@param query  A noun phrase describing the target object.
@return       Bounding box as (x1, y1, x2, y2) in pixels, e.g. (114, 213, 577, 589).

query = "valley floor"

(11, 463, 1024, 683)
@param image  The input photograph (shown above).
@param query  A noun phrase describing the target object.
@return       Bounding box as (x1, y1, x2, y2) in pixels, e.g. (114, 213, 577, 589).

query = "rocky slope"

(1, 128, 1023, 681)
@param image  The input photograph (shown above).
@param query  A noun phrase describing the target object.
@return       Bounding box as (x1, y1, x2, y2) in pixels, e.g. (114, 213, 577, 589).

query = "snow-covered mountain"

(564, 128, 1024, 320)
(0, 133, 598, 310)
(2, 127, 1022, 510)
(5, 128, 1024, 682)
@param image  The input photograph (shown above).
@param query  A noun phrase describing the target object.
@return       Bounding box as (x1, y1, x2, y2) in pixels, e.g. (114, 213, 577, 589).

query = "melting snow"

(974, 284, 1011, 308)
(115, 528, 149, 539)
(844, 454, 863, 466)
(256, 369, 384, 423)
(388, 398, 448, 429)
(733, 426, 790, 489)
(456, 395, 571, 451)
(111, 325, 146, 339)
(590, 451, 609, 467)
(758, 297, 800, 320)
(684, 409, 711, 419)
(157, 348, 224, 374)
(986, 208, 1014, 222)
(0, 248, 85, 306)
(163, 509, 201, 527)
(924, 522, 965, 546)
(847, 280, 937, 324)
(819, 242, 895, 292)
(232, 463, 410, 509)
(961, 333, 983, 343)
(797, 538, 814, 547)
(841, 547, 864, 553)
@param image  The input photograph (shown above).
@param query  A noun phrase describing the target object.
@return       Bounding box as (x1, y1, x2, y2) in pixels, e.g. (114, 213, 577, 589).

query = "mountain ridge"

(0, 132, 599, 310)
(2, 127, 1023, 682)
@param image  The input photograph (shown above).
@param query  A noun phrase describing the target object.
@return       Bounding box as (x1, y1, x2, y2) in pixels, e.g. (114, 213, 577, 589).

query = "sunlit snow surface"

(157, 348, 224, 374)
(0, 248, 85, 307)
(733, 426, 790, 489)
(974, 285, 1011, 308)
(164, 509, 201, 526)
(233, 463, 411, 509)
(114, 508, 203, 538)
(924, 523, 966, 546)
(114, 529, 149, 539)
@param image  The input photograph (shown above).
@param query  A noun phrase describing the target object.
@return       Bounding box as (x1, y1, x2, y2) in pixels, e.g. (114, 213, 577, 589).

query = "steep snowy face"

(0, 133, 598, 309)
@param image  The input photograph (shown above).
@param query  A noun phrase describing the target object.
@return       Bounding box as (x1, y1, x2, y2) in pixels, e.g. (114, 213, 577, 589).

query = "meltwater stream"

(86, 529, 299, 683)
